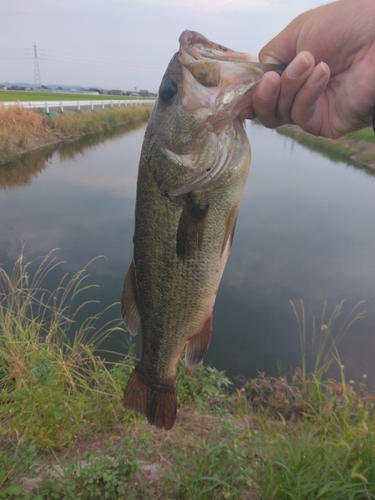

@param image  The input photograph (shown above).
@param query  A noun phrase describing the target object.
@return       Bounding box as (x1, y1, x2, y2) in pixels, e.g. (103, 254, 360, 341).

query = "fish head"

(148, 30, 285, 195)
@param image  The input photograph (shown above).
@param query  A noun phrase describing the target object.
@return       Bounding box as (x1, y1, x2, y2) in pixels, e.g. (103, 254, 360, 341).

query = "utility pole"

(34, 43, 42, 89)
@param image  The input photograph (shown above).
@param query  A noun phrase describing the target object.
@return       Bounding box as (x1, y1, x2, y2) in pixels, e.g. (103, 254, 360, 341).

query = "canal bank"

(2, 103, 375, 174)
(0, 102, 154, 165)
(275, 123, 375, 175)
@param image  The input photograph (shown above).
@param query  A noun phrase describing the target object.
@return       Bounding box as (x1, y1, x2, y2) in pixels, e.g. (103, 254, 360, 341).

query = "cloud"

(0, 0, 329, 89)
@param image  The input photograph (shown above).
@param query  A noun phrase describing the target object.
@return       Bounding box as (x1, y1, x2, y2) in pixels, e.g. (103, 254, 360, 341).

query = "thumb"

(258, 19, 302, 64)
(259, 35, 297, 65)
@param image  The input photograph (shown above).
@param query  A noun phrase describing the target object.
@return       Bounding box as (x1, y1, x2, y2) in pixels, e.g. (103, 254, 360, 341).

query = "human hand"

(251, 0, 375, 138)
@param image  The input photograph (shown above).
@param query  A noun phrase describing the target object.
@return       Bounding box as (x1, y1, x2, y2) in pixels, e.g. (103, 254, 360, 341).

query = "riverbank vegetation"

(0, 90, 150, 102)
(0, 103, 153, 165)
(1, 250, 374, 499)
(276, 124, 375, 174)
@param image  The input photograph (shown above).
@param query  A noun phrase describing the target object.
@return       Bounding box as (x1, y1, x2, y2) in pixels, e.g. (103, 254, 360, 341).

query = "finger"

(290, 62, 330, 135)
(251, 72, 282, 128)
(277, 51, 315, 123)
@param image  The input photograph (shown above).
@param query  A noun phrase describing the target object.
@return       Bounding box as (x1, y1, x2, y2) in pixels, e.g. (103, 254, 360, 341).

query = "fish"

(121, 30, 285, 430)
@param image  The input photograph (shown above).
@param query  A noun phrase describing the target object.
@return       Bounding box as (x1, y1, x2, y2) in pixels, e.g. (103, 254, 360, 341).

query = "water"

(1, 122, 374, 385)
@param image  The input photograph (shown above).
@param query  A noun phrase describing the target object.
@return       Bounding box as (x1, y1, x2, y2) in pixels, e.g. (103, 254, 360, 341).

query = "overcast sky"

(2, 0, 328, 91)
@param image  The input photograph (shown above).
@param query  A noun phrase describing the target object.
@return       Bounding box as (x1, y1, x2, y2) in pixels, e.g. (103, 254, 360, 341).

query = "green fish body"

(121, 31, 284, 430)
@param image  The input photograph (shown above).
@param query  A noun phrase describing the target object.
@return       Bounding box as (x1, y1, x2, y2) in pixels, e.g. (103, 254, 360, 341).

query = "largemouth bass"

(121, 30, 284, 430)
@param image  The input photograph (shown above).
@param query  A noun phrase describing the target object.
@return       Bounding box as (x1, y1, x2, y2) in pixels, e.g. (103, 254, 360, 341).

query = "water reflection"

(275, 125, 375, 176)
(0, 122, 374, 386)
(0, 121, 146, 191)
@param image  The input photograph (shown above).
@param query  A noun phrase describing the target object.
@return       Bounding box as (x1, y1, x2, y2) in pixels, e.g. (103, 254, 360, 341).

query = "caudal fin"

(123, 368, 177, 430)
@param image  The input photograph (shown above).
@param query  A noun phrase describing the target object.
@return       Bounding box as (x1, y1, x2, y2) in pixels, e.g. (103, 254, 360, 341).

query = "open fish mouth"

(177, 30, 285, 120)
(150, 31, 286, 196)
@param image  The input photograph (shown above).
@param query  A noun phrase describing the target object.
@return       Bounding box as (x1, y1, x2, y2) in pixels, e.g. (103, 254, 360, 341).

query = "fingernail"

(286, 52, 310, 79)
(306, 62, 329, 85)
(257, 74, 279, 100)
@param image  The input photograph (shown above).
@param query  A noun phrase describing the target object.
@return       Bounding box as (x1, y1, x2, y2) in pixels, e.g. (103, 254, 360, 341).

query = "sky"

(1, 0, 329, 92)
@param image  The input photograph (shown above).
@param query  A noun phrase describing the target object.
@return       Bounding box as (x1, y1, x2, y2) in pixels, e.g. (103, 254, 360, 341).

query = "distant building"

(107, 89, 123, 96)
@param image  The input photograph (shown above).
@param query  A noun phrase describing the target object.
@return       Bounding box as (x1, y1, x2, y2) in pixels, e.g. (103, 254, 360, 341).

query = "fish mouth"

(178, 30, 285, 125)
(151, 31, 286, 197)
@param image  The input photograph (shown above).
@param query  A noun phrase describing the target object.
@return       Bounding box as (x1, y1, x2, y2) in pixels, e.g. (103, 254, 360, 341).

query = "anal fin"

(185, 316, 212, 369)
(121, 260, 141, 335)
(220, 206, 238, 257)
(124, 367, 177, 430)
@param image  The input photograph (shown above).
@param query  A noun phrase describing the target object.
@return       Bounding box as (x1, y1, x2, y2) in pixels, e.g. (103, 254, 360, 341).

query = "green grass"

(1, 250, 375, 499)
(272, 123, 375, 176)
(0, 248, 134, 452)
(275, 125, 361, 165)
(348, 127, 375, 143)
(0, 90, 155, 102)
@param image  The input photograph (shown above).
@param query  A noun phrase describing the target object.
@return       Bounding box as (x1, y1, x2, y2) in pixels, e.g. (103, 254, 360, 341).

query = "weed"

(38, 436, 152, 500)
(177, 362, 232, 412)
(164, 421, 254, 499)
(0, 103, 153, 165)
(0, 249, 373, 499)
(0, 442, 40, 497)
(0, 105, 51, 162)
(348, 127, 375, 143)
(253, 429, 375, 499)
(52, 105, 152, 136)
(291, 299, 366, 384)
(0, 247, 127, 451)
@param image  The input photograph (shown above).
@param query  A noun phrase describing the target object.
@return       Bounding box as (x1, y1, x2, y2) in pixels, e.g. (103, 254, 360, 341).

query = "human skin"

(249, 0, 375, 138)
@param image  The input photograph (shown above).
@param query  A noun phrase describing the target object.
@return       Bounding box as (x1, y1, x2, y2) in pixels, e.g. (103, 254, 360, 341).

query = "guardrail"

(3, 99, 155, 113)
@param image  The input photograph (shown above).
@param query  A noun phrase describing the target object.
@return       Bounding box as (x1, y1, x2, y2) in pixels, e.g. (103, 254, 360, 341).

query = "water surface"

(1, 122, 374, 384)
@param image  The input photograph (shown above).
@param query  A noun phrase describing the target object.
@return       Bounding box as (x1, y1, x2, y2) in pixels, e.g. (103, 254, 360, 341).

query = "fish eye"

(159, 77, 178, 102)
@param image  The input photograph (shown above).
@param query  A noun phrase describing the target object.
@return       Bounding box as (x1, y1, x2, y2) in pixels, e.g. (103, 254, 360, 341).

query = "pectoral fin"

(121, 260, 141, 335)
(185, 316, 212, 369)
(176, 195, 209, 260)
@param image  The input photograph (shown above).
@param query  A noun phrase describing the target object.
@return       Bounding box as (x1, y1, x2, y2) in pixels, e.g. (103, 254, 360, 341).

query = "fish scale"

(121, 30, 285, 430)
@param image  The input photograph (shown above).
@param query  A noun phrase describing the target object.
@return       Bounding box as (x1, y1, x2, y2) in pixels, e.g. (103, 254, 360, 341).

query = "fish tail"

(123, 367, 177, 430)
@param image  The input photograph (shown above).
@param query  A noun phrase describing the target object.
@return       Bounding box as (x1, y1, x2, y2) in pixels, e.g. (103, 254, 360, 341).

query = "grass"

(0, 90, 154, 102)
(0, 103, 153, 165)
(0, 105, 52, 164)
(348, 127, 375, 143)
(275, 124, 361, 164)
(0, 248, 133, 452)
(52, 104, 151, 136)
(1, 250, 375, 499)
(273, 123, 375, 174)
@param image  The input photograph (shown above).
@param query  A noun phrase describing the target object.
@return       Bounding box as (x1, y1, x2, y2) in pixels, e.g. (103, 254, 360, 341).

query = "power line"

(37, 48, 162, 69)
(1, 45, 165, 85)
(0, 46, 164, 71)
